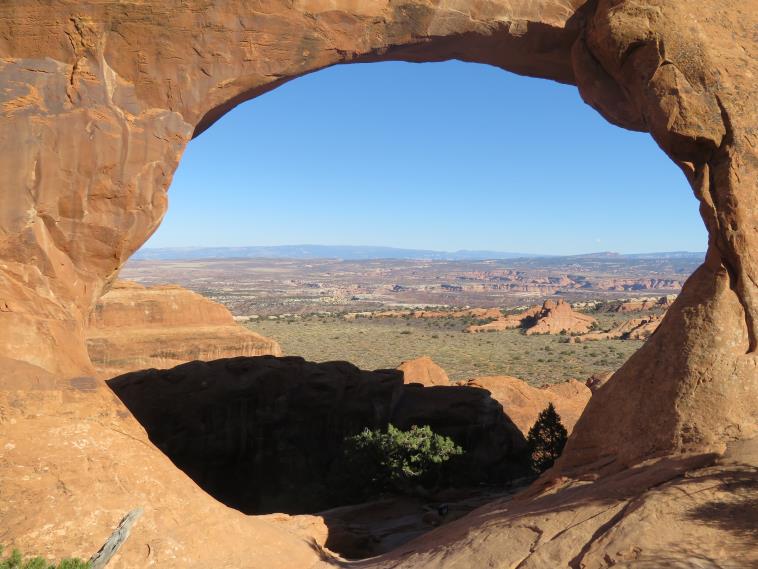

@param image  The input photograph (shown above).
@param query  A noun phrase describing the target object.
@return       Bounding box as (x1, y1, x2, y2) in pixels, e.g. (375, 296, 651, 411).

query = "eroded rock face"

(572, 314, 662, 343)
(1, 0, 757, 567)
(86, 281, 281, 376)
(467, 376, 591, 435)
(466, 299, 597, 335)
(109, 356, 527, 515)
(524, 299, 597, 335)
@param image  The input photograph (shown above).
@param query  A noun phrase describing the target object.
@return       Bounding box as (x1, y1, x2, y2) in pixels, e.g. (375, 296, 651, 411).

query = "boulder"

(396, 356, 450, 386)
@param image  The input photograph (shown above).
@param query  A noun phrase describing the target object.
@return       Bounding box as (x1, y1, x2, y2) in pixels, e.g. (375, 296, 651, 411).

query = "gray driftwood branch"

(89, 508, 144, 569)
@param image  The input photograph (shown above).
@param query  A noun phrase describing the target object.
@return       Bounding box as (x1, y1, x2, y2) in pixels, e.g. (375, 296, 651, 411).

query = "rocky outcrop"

(572, 314, 662, 343)
(109, 356, 527, 515)
(611, 295, 675, 312)
(585, 371, 613, 392)
(465, 305, 541, 333)
(466, 300, 597, 335)
(466, 376, 592, 435)
(396, 356, 449, 386)
(1, 1, 757, 567)
(524, 299, 597, 335)
(86, 281, 281, 376)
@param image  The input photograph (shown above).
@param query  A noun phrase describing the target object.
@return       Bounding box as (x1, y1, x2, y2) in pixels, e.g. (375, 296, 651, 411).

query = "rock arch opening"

(1, 2, 756, 567)
(103, 59, 704, 558)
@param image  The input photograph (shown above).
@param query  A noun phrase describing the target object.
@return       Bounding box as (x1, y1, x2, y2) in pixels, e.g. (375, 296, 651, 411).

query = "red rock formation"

(466, 300, 597, 335)
(572, 314, 662, 343)
(585, 371, 613, 392)
(86, 281, 281, 376)
(465, 305, 542, 333)
(613, 295, 675, 312)
(524, 299, 597, 335)
(396, 356, 449, 386)
(1, 1, 756, 567)
(467, 376, 591, 435)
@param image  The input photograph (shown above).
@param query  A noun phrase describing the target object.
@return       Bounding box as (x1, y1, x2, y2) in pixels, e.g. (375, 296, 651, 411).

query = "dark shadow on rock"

(686, 472, 758, 540)
(107, 356, 528, 522)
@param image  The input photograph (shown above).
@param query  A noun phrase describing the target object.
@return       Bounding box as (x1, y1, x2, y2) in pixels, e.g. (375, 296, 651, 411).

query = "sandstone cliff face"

(1, 1, 757, 567)
(86, 281, 281, 376)
(109, 356, 527, 515)
(466, 376, 591, 435)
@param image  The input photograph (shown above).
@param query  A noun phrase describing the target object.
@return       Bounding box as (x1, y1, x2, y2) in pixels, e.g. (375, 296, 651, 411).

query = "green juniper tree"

(527, 403, 568, 473)
(332, 424, 463, 502)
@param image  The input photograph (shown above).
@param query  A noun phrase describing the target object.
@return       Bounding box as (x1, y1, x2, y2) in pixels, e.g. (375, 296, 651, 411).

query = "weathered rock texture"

(396, 355, 449, 386)
(524, 299, 597, 335)
(1, 0, 757, 567)
(467, 376, 591, 435)
(466, 299, 597, 335)
(572, 314, 662, 343)
(86, 280, 281, 376)
(109, 356, 527, 515)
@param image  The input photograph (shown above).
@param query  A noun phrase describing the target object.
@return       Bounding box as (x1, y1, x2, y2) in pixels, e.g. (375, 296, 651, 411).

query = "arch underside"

(0, 1, 755, 567)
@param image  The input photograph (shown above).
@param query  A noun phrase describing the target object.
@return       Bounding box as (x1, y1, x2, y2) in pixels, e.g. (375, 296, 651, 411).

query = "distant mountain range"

(131, 245, 705, 262)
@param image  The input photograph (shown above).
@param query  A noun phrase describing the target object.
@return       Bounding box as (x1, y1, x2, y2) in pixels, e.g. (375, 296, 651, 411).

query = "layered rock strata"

(86, 281, 281, 376)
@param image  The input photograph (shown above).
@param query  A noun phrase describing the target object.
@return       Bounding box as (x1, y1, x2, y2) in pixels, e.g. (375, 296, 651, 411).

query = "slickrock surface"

(1, 0, 757, 567)
(467, 376, 592, 435)
(396, 356, 450, 386)
(572, 314, 662, 343)
(86, 281, 281, 376)
(466, 299, 597, 335)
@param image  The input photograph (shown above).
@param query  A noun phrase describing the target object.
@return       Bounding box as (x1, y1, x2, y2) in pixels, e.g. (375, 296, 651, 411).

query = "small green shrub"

(527, 403, 568, 473)
(0, 547, 90, 569)
(331, 424, 463, 502)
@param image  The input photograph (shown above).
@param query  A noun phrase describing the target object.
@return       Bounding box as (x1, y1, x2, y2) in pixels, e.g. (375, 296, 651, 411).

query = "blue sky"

(143, 60, 706, 255)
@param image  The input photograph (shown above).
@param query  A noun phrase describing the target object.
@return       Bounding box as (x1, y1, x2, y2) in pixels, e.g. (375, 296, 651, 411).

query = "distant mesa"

(86, 280, 281, 376)
(131, 244, 705, 262)
(466, 299, 597, 335)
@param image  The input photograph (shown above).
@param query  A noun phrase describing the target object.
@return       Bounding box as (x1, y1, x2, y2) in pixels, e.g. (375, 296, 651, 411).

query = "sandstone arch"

(0, 1, 756, 566)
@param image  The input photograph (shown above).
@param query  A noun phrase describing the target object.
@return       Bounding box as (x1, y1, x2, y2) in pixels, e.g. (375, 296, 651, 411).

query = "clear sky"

(143, 60, 707, 255)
